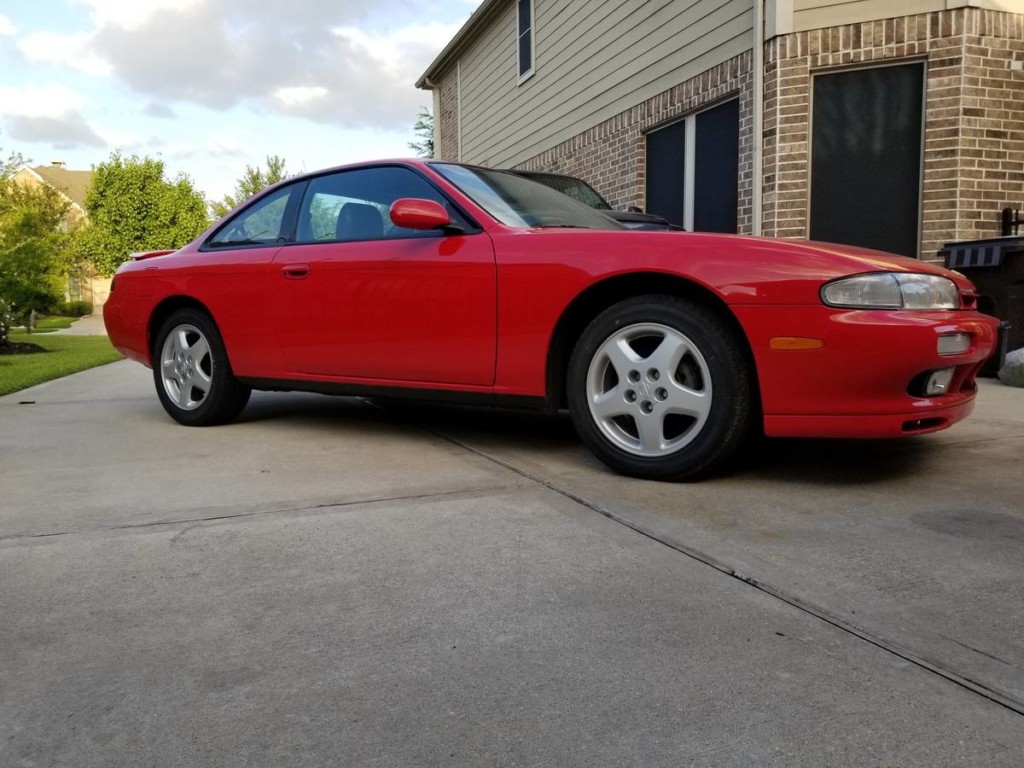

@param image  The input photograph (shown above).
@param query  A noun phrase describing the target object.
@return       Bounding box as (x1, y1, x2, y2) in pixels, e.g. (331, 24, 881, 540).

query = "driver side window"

(295, 166, 469, 244)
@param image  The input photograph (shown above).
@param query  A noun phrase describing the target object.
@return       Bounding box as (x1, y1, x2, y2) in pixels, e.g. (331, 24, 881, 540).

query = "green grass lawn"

(28, 315, 80, 333)
(0, 332, 123, 396)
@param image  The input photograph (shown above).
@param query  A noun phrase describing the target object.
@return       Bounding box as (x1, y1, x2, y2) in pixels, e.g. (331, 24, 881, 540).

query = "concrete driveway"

(2, 361, 1023, 766)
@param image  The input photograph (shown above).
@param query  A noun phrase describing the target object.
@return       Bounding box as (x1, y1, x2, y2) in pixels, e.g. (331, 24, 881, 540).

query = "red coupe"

(104, 159, 998, 480)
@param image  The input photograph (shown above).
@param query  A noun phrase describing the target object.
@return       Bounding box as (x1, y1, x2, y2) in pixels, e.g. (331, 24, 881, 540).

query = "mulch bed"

(0, 341, 47, 355)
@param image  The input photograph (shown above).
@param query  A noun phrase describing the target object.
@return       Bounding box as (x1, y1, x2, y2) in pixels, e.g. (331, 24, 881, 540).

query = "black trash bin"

(939, 235, 1024, 376)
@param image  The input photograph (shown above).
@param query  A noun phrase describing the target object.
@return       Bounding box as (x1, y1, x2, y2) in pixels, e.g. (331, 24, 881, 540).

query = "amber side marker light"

(770, 337, 825, 351)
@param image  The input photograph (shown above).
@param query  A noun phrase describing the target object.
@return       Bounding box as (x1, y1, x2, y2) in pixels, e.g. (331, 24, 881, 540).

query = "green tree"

(76, 153, 209, 276)
(408, 107, 434, 158)
(1, 148, 26, 176)
(210, 155, 290, 219)
(0, 154, 75, 330)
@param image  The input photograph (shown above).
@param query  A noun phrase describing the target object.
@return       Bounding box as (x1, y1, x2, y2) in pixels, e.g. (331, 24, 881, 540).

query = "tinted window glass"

(646, 120, 686, 226)
(295, 166, 467, 243)
(810, 64, 924, 256)
(694, 99, 739, 233)
(207, 186, 293, 248)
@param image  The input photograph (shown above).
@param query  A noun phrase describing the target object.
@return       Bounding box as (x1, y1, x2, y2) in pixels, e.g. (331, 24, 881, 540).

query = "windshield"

(432, 164, 624, 230)
(517, 172, 612, 210)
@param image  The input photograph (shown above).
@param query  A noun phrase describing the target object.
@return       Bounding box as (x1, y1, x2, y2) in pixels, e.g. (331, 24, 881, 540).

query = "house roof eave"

(415, 0, 507, 89)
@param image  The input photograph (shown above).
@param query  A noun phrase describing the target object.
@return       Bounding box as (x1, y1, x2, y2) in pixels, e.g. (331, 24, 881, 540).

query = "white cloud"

(5, 114, 106, 149)
(0, 15, 16, 36)
(0, 83, 89, 119)
(274, 86, 328, 108)
(332, 21, 464, 79)
(0, 83, 106, 149)
(48, 1, 465, 131)
(72, 0, 206, 32)
(19, 31, 112, 77)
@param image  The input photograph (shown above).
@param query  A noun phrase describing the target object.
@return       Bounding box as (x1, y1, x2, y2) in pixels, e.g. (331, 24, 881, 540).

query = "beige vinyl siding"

(793, 0, 1024, 30)
(457, 0, 753, 168)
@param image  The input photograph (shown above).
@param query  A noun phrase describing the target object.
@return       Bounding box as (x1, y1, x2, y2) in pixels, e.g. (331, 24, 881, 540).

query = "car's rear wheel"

(567, 295, 754, 481)
(152, 308, 250, 426)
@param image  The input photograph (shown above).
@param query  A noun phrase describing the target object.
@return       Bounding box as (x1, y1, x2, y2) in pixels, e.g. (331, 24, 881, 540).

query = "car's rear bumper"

(103, 290, 151, 367)
(732, 305, 999, 438)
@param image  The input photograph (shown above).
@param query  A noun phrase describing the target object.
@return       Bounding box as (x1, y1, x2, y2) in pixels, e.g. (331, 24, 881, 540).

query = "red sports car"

(104, 159, 998, 480)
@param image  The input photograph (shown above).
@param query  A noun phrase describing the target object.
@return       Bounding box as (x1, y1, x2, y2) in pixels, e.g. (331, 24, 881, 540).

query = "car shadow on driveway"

(233, 392, 932, 485)
(734, 436, 934, 486)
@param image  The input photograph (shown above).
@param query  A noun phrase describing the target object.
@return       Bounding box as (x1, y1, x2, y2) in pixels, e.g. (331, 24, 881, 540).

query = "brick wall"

(764, 8, 1024, 261)
(515, 52, 755, 229)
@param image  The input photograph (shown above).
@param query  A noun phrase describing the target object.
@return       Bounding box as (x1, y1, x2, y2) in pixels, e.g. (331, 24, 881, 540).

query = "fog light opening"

(924, 367, 956, 396)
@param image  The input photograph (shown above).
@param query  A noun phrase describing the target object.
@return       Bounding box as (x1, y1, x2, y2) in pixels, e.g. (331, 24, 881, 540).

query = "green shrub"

(53, 300, 93, 317)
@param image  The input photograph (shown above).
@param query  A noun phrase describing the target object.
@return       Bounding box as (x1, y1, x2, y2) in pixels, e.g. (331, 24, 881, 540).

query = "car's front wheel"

(567, 295, 754, 481)
(152, 308, 251, 426)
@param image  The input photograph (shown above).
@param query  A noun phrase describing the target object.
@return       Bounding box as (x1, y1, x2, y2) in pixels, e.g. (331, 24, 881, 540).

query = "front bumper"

(732, 306, 999, 438)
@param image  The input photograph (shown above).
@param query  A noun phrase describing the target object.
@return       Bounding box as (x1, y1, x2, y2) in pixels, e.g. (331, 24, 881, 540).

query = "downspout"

(752, 0, 764, 236)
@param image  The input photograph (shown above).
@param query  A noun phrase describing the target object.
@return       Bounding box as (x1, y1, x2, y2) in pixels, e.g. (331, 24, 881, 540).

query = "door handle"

(281, 264, 309, 280)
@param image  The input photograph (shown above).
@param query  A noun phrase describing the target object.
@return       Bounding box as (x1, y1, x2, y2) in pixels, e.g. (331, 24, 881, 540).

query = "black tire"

(566, 295, 755, 481)
(152, 308, 251, 426)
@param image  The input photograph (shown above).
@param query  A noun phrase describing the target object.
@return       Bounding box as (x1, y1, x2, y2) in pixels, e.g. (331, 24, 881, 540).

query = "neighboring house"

(417, 0, 1024, 261)
(12, 162, 111, 311)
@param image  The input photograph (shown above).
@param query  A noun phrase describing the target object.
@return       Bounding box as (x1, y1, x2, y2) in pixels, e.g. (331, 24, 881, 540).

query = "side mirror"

(390, 198, 452, 230)
(627, 205, 643, 213)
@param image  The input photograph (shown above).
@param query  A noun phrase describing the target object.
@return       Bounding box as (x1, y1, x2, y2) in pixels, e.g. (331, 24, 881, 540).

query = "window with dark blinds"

(518, 0, 533, 79)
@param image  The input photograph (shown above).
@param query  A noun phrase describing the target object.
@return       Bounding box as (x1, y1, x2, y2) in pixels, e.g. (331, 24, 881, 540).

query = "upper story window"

(517, 0, 534, 82)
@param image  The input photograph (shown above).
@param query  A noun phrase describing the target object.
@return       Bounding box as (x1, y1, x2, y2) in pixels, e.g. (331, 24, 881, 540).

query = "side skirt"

(237, 377, 552, 412)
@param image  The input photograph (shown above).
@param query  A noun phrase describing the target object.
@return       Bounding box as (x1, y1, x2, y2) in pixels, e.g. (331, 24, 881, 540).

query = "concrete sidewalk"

(2, 364, 1023, 766)
(49, 313, 107, 335)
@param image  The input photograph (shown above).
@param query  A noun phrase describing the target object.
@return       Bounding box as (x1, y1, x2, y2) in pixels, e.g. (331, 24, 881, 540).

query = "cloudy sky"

(0, 0, 475, 200)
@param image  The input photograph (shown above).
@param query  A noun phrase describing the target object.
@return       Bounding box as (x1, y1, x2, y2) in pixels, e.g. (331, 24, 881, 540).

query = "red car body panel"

(104, 159, 999, 440)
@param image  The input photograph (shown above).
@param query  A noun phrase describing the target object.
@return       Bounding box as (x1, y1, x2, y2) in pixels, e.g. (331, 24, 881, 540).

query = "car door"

(196, 182, 304, 374)
(269, 165, 497, 385)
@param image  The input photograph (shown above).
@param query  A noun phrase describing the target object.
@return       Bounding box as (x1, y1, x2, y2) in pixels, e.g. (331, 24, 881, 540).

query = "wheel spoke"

(592, 388, 631, 420)
(647, 330, 688, 373)
(189, 335, 210, 365)
(635, 412, 665, 453)
(162, 358, 177, 376)
(664, 383, 711, 420)
(192, 367, 212, 395)
(604, 337, 643, 378)
(173, 329, 191, 357)
(179, 374, 195, 404)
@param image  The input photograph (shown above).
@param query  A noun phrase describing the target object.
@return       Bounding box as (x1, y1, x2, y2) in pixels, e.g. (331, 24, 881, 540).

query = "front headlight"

(821, 273, 959, 310)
